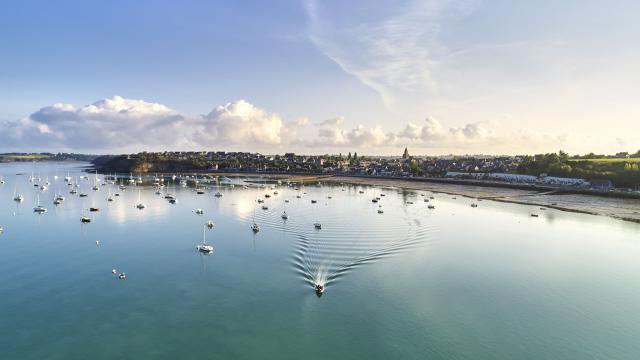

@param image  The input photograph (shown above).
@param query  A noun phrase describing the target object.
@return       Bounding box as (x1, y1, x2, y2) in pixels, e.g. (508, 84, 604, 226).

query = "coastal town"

(3, 149, 639, 193)
(86, 148, 640, 193)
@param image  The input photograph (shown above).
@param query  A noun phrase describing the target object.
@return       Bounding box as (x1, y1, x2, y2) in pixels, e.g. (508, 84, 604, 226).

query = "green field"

(569, 158, 640, 163)
(0, 154, 51, 161)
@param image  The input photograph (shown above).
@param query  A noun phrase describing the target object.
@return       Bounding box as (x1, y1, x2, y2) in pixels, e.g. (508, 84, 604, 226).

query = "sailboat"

(92, 170, 99, 191)
(312, 199, 321, 229)
(33, 195, 47, 213)
(196, 225, 214, 254)
(107, 188, 113, 202)
(136, 190, 146, 209)
(251, 202, 260, 232)
(13, 186, 23, 202)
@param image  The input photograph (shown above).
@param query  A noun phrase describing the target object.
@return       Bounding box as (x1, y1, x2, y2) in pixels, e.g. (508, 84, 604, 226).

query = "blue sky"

(1, 0, 639, 155)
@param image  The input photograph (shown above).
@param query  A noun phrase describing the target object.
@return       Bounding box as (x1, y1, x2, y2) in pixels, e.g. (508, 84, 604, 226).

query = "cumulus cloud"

(0, 96, 304, 152)
(395, 116, 496, 147)
(1, 96, 188, 151)
(0, 95, 570, 154)
(314, 116, 388, 148)
(195, 100, 285, 146)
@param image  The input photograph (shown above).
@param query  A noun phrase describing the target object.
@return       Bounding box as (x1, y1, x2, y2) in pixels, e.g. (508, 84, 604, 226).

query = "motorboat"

(70, 189, 78, 194)
(214, 192, 223, 197)
(427, 204, 435, 209)
(118, 273, 127, 280)
(314, 222, 322, 229)
(252, 223, 260, 232)
(261, 205, 268, 210)
(79, 193, 88, 197)
(81, 216, 91, 223)
(471, 203, 478, 208)
(311, 200, 317, 204)
(169, 198, 177, 204)
(315, 284, 324, 296)
(207, 220, 214, 228)
(89, 207, 99, 212)
(13, 194, 24, 202)
(372, 198, 378, 203)
(194, 208, 204, 215)
(378, 209, 384, 214)
(281, 211, 288, 220)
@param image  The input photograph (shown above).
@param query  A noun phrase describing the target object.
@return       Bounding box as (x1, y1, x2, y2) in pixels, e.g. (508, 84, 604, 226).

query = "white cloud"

(195, 100, 285, 146)
(0, 97, 306, 153)
(0, 95, 577, 155)
(1, 96, 188, 152)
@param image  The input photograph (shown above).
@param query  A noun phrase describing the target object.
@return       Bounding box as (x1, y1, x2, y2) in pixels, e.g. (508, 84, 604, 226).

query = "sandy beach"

(323, 176, 640, 223)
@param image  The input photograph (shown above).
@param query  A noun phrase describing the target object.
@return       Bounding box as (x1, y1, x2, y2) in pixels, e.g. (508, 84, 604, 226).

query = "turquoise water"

(1, 162, 639, 359)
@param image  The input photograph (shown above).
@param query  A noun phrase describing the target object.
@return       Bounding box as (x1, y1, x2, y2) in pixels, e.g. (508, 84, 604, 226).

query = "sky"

(0, 0, 639, 156)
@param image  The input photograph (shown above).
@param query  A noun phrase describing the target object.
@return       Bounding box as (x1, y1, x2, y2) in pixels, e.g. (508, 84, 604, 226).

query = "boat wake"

(289, 214, 435, 292)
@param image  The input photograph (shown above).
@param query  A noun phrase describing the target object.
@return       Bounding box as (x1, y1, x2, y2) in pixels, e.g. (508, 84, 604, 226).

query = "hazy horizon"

(1, 1, 639, 155)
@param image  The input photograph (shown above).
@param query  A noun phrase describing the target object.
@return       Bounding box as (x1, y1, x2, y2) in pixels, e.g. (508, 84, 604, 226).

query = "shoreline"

(322, 176, 640, 224)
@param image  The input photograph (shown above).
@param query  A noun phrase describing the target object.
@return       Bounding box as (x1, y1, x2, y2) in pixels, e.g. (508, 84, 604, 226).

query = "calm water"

(1, 162, 639, 360)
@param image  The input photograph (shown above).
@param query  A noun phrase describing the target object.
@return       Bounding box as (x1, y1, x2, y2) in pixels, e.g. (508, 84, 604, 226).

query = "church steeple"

(402, 147, 409, 159)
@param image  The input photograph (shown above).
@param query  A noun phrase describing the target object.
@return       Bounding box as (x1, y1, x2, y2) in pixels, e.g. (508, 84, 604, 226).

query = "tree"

(558, 150, 569, 162)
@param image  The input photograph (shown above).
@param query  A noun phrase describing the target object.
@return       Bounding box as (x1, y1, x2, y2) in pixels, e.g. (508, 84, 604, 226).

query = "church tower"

(402, 147, 409, 159)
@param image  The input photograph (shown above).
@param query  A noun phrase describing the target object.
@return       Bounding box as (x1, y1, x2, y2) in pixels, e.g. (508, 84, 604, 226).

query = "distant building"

(402, 147, 409, 160)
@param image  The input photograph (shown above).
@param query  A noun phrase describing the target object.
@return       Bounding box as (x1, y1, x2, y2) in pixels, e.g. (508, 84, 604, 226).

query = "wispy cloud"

(305, 0, 478, 108)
